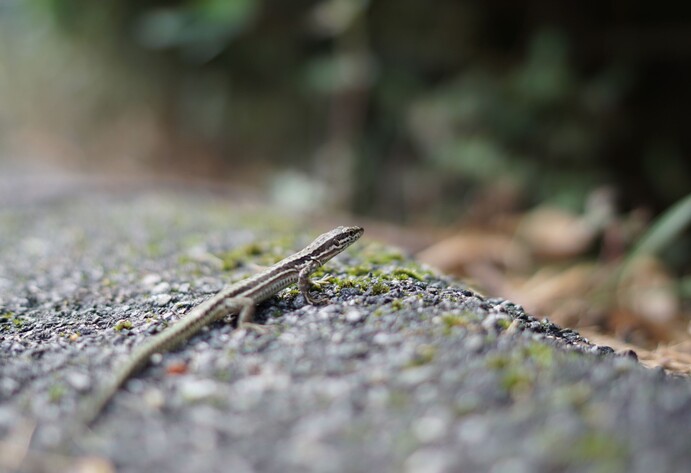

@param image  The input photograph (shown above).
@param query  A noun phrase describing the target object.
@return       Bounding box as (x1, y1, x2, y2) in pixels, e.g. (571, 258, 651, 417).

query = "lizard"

(81, 225, 364, 426)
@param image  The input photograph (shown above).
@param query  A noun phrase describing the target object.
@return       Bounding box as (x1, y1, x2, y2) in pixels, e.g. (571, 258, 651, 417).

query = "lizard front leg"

(298, 259, 327, 305)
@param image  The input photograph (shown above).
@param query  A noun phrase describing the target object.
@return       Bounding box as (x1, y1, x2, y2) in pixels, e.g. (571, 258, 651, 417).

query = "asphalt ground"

(1, 192, 689, 473)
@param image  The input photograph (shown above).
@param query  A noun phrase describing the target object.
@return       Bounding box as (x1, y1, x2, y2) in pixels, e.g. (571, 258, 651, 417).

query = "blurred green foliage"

(4, 0, 691, 220)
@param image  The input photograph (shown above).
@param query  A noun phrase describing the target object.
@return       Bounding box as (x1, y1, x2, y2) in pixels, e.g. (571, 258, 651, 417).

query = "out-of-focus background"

(1, 0, 689, 371)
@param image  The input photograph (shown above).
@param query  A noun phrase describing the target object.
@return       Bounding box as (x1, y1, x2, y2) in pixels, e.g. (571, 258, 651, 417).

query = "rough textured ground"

(1, 192, 690, 473)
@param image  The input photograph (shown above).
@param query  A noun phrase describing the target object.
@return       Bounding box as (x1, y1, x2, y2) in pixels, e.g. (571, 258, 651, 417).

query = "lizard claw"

(238, 322, 270, 334)
(310, 275, 332, 289)
(304, 291, 327, 305)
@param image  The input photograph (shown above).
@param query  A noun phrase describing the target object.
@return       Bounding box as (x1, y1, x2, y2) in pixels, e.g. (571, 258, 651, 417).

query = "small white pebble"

(143, 388, 165, 410)
(150, 353, 163, 365)
(398, 366, 434, 387)
(141, 274, 162, 287)
(278, 332, 299, 345)
(152, 294, 172, 306)
(151, 282, 171, 294)
(178, 283, 190, 293)
(412, 415, 448, 443)
(179, 379, 219, 402)
(373, 332, 391, 345)
(65, 372, 91, 392)
(0, 377, 20, 395)
(456, 416, 490, 444)
(344, 309, 364, 323)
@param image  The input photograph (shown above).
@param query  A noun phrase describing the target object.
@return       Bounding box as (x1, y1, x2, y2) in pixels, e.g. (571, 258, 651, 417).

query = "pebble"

(481, 312, 511, 332)
(151, 282, 171, 294)
(143, 388, 165, 409)
(344, 308, 364, 323)
(141, 274, 162, 287)
(412, 414, 448, 443)
(178, 378, 219, 402)
(398, 366, 435, 387)
(0, 377, 20, 396)
(152, 294, 173, 306)
(373, 332, 392, 345)
(65, 371, 91, 391)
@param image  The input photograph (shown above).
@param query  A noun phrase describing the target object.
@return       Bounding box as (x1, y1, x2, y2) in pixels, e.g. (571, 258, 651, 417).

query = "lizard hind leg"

(226, 296, 267, 334)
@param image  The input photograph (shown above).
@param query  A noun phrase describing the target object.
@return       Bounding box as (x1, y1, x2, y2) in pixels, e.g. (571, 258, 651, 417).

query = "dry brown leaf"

(416, 231, 530, 275)
(504, 263, 601, 326)
(617, 255, 679, 325)
(607, 308, 679, 347)
(580, 329, 691, 376)
(517, 206, 597, 259)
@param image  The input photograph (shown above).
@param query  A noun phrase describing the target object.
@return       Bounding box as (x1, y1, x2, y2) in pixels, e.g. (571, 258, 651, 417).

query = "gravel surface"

(1, 192, 690, 473)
